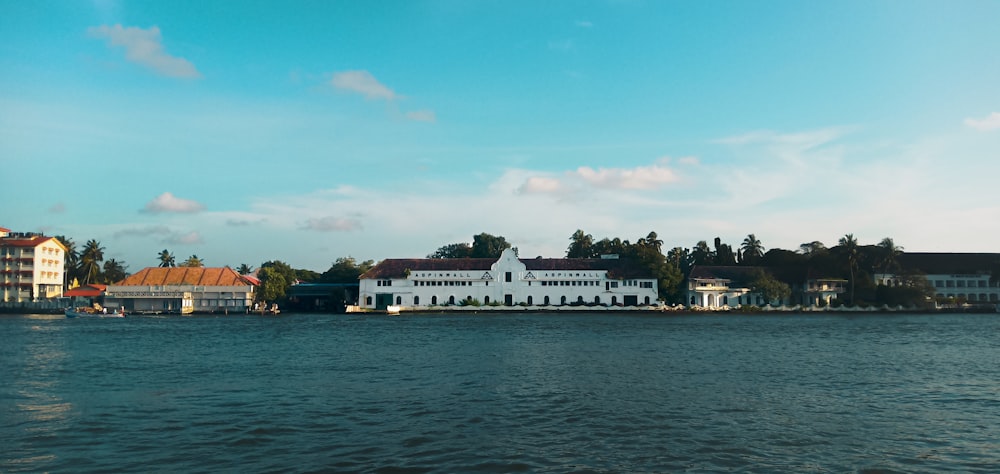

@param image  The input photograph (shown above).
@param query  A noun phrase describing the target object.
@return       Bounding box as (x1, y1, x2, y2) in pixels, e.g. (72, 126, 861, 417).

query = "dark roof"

(690, 265, 844, 284)
(898, 253, 1000, 275)
(360, 256, 654, 280)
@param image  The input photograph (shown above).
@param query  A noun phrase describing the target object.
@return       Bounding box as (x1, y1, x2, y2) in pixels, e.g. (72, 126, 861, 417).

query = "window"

(484, 296, 490, 304)
(414, 296, 420, 305)
(527, 296, 533, 305)
(505, 272, 512, 282)
(432, 296, 438, 305)
(396, 296, 402, 304)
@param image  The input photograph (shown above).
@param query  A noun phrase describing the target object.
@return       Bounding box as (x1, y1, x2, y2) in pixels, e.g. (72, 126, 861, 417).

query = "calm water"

(2, 312, 999, 473)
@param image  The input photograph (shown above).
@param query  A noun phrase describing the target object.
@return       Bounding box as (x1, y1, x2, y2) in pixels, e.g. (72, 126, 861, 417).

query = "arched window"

(396, 296, 401, 305)
(484, 296, 490, 304)
(544, 296, 550, 305)
(612, 296, 618, 305)
(449, 295, 455, 304)
(366, 296, 372, 305)
(527, 296, 533, 305)
(431, 295, 438, 305)
(414, 296, 420, 305)
(644, 296, 650, 305)
(595, 296, 601, 304)
(561, 296, 567, 305)
(577, 296, 584, 303)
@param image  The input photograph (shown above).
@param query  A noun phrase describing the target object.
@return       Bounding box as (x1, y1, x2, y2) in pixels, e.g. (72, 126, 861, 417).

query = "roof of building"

(690, 265, 845, 284)
(114, 267, 256, 286)
(64, 284, 107, 297)
(0, 235, 67, 251)
(898, 253, 1000, 275)
(360, 256, 655, 280)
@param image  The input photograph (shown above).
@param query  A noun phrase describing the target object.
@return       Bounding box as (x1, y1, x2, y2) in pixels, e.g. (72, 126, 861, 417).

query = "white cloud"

(302, 216, 363, 232)
(166, 231, 203, 245)
(88, 24, 201, 78)
(964, 112, 1000, 131)
(406, 110, 437, 123)
(330, 70, 397, 100)
(142, 192, 206, 214)
(517, 176, 564, 195)
(573, 163, 679, 190)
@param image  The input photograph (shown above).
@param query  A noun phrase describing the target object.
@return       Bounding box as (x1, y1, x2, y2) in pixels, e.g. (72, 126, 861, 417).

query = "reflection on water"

(1, 312, 999, 473)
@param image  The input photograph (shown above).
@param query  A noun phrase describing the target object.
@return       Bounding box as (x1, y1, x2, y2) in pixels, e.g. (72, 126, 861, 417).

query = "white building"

(358, 248, 659, 310)
(0, 231, 67, 303)
(105, 266, 256, 314)
(875, 252, 1000, 305)
(686, 266, 845, 309)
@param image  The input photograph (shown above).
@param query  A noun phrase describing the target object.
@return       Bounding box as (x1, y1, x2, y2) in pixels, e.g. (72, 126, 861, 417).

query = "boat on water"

(386, 305, 401, 315)
(66, 305, 126, 318)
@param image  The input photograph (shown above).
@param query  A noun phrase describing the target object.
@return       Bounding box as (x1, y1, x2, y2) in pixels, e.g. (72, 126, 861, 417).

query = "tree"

(666, 247, 692, 274)
(748, 269, 791, 305)
(741, 234, 765, 265)
(236, 264, 254, 275)
(691, 241, 715, 266)
(158, 249, 176, 268)
(877, 237, 903, 273)
(470, 232, 513, 258)
(714, 237, 737, 265)
(639, 231, 663, 254)
(79, 239, 105, 284)
(320, 257, 375, 283)
(428, 242, 472, 259)
(102, 258, 128, 283)
(799, 241, 827, 255)
(838, 234, 860, 304)
(54, 235, 81, 284)
(180, 255, 204, 267)
(256, 266, 288, 304)
(566, 230, 595, 258)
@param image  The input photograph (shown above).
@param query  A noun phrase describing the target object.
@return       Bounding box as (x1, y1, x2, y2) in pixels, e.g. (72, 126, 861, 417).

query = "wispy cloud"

(302, 216, 363, 232)
(330, 70, 397, 100)
(964, 112, 1000, 131)
(406, 110, 437, 123)
(142, 192, 206, 214)
(574, 163, 679, 190)
(114, 225, 172, 238)
(88, 24, 201, 78)
(517, 176, 564, 195)
(165, 231, 203, 245)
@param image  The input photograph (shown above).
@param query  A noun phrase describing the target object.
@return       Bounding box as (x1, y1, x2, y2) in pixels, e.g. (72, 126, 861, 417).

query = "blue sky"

(2, 0, 999, 272)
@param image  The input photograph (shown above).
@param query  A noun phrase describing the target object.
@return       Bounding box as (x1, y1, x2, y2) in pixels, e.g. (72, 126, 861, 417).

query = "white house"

(358, 248, 659, 310)
(875, 253, 1000, 305)
(686, 266, 845, 309)
(0, 231, 67, 302)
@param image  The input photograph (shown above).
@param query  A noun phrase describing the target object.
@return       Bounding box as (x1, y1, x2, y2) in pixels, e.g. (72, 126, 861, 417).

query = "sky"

(2, 1, 999, 272)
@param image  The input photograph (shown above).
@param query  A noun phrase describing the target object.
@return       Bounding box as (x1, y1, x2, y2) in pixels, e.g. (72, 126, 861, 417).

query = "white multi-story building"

(0, 231, 67, 302)
(686, 266, 846, 309)
(358, 248, 659, 310)
(875, 253, 1000, 305)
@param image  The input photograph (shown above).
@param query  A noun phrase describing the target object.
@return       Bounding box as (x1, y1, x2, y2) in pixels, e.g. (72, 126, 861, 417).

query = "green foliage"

(428, 242, 472, 258)
(236, 264, 254, 275)
(458, 297, 481, 307)
(79, 239, 105, 284)
(102, 258, 128, 284)
(566, 229, 596, 258)
(429, 233, 513, 259)
(158, 249, 176, 268)
(320, 257, 374, 283)
(256, 266, 288, 303)
(180, 255, 203, 267)
(748, 269, 791, 304)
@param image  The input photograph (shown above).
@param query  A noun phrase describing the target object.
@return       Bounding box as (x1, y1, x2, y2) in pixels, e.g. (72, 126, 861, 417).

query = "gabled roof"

(64, 284, 107, 297)
(0, 236, 67, 251)
(898, 253, 1000, 275)
(114, 267, 255, 286)
(360, 256, 654, 280)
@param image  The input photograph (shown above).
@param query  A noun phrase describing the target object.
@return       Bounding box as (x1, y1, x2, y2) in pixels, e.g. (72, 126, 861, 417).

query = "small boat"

(66, 306, 126, 318)
(386, 305, 401, 315)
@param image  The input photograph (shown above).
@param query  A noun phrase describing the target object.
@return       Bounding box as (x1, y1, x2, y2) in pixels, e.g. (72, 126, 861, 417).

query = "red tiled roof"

(114, 267, 256, 286)
(65, 284, 107, 297)
(361, 256, 653, 280)
(0, 236, 66, 251)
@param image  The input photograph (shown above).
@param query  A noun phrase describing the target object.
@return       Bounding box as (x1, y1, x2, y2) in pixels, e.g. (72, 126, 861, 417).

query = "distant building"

(0, 231, 67, 303)
(686, 265, 846, 309)
(875, 253, 1000, 304)
(105, 266, 256, 314)
(358, 248, 658, 310)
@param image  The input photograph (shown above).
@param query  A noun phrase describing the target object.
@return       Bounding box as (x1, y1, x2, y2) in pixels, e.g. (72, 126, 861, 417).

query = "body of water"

(2, 312, 999, 472)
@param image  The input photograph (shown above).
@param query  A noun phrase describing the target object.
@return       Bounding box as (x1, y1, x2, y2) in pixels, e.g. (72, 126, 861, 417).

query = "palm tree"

(236, 263, 255, 275)
(566, 230, 595, 258)
(54, 235, 80, 284)
(643, 231, 664, 254)
(158, 249, 176, 268)
(877, 237, 903, 273)
(102, 258, 128, 283)
(838, 234, 859, 304)
(741, 234, 765, 265)
(181, 255, 204, 267)
(691, 241, 714, 266)
(79, 239, 105, 284)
